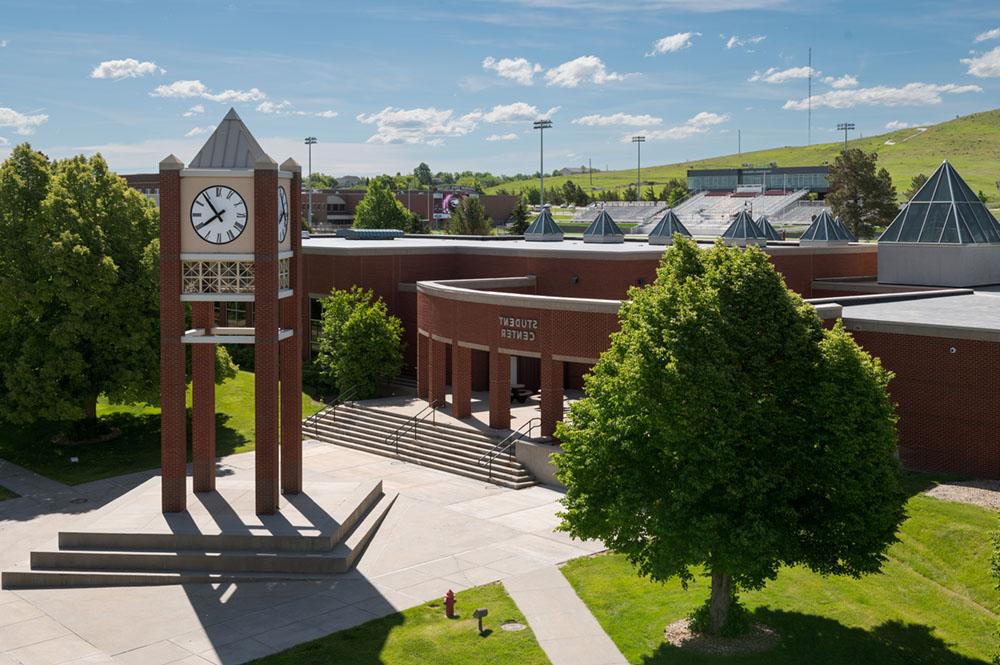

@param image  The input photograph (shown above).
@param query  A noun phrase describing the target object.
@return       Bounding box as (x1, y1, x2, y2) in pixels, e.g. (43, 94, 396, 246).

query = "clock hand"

(202, 194, 222, 218)
(196, 210, 225, 229)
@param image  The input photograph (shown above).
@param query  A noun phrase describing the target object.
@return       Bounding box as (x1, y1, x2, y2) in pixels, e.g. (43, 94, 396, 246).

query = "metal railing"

(302, 383, 362, 438)
(384, 399, 442, 458)
(478, 417, 540, 483)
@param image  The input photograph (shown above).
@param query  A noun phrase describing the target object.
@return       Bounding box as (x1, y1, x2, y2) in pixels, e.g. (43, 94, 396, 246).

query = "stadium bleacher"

(631, 189, 812, 237)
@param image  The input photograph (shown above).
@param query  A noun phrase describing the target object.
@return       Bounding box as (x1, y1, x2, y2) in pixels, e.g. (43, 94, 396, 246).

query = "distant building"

(122, 173, 160, 206)
(688, 164, 829, 195)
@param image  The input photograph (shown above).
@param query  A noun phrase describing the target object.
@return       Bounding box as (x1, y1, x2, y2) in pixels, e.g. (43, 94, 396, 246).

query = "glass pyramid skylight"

(523, 205, 564, 242)
(583, 209, 625, 243)
(879, 161, 1000, 244)
(800, 209, 852, 244)
(647, 209, 692, 245)
(757, 215, 782, 241)
(722, 208, 767, 244)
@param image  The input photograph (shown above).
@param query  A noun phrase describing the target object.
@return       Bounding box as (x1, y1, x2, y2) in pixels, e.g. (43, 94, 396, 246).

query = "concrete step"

(330, 408, 502, 449)
(336, 404, 504, 443)
(0, 568, 349, 590)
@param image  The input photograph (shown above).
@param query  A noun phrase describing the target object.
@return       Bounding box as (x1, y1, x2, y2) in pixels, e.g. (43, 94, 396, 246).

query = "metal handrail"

(478, 417, 540, 483)
(385, 399, 442, 458)
(302, 383, 362, 438)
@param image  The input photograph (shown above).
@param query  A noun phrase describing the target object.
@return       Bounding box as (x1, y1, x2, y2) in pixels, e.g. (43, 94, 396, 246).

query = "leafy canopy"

(556, 238, 905, 598)
(353, 176, 411, 230)
(827, 148, 898, 239)
(315, 287, 403, 399)
(448, 196, 492, 235)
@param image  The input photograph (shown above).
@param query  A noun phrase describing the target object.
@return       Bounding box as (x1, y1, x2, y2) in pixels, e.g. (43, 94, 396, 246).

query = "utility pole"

(807, 47, 812, 146)
(837, 122, 855, 152)
(304, 136, 317, 227)
(533, 119, 552, 205)
(589, 157, 593, 191)
(632, 135, 645, 203)
(738, 129, 742, 161)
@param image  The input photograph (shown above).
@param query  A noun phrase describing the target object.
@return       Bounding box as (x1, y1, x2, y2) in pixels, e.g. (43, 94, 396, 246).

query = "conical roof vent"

(188, 108, 274, 169)
(721, 208, 766, 246)
(879, 161, 1000, 244)
(757, 215, 782, 241)
(583, 209, 624, 243)
(647, 209, 692, 245)
(523, 205, 564, 242)
(800, 209, 851, 245)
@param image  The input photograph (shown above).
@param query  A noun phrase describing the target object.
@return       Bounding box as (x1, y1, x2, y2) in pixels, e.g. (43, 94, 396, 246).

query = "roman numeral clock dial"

(277, 185, 289, 243)
(190, 185, 247, 244)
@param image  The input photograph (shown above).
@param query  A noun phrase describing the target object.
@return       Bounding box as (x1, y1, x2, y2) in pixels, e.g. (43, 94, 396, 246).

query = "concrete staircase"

(306, 403, 536, 489)
(2, 480, 396, 589)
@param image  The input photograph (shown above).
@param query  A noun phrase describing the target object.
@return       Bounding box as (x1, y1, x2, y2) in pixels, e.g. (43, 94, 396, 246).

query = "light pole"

(533, 119, 552, 206)
(304, 136, 317, 227)
(836, 122, 854, 152)
(632, 136, 645, 203)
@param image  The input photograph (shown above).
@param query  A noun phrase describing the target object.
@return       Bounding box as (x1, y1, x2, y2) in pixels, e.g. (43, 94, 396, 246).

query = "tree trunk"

(708, 568, 733, 636)
(83, 393, 98, 422)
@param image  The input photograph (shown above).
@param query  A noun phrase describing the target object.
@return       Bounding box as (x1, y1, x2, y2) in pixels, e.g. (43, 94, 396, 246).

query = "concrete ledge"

(516, 440, 564, 490)
(417, 278, 622, 314)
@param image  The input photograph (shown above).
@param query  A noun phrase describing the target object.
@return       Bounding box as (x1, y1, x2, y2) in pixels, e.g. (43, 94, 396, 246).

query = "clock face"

(190, 185, 248, 245)
(277, 186, 289, 243)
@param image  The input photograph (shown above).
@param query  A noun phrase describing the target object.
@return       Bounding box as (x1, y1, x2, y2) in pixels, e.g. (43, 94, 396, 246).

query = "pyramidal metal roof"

(647, 209, 692, 245)
(583, 209, 624, 243)
(879, 161, 1000, 244)
(757, 215, 782, 241)
(524, 206, 564, 242)
(833, 216, 858, 242)
(800, 209, 852, 244)
(722, 208, 767, 243)
(188, 108, 274, 169)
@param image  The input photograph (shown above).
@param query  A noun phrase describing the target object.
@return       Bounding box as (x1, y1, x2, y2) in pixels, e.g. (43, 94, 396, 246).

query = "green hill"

(486, 109, 1000, 202)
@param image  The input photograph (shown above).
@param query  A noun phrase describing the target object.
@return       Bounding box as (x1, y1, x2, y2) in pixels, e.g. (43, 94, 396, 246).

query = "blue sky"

(1, 0, 998, 176)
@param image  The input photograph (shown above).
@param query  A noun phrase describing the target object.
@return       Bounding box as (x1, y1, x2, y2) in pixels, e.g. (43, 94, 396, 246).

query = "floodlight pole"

(836, 122, 855, 152)
(304, 136, 317, 227)
(533, 119, 552, 206)
(632, 136, 645, 203)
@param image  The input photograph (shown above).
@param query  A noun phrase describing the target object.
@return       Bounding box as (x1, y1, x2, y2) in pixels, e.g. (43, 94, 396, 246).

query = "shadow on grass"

(899, 470, 972, 500)
(639, 609, 987, 665)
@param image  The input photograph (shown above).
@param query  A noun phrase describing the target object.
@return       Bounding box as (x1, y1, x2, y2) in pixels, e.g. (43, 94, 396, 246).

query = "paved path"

(505, 565, 628, 665)
(0, 459, 70, 498)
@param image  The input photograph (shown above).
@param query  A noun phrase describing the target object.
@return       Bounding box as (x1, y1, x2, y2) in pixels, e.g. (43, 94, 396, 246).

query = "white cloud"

(749, 66, 817, 83)
(90, 58, 164, 80)
(184, 126, 215, 137)
(962, 45, 1000, 78)
(885, 120, 918, 130)
(150, 80, 266, 103)
(182, 104, 204, 117)
(544, 56, 631, 88)
(823, 74, 858, 89)
(356, 106, 482, 145)
(0, 107, 49, 135)
(256, 100, 294, 114)
(974, 27, 1000, 43)
(631, 111, 728, 141)
(725, 34, 766, 49)
(0, 136, 8, 145)
(0, 40, 8, 48)
(313, 110, 339, 118)
(783, 82, 981, 110)
(481, 102, 558, 123)
(572, 112, 662, 126)
(486, 133, 519, 141)
(647, 32, 700, 56)
(482, 56, 542, 85)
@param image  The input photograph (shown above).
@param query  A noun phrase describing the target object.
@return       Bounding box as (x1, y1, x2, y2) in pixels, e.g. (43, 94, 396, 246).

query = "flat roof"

(842, 291, 1000, 341)
(302, 236, 874, 259)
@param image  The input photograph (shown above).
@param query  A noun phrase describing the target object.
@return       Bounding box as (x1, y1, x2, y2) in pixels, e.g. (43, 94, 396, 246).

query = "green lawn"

(0, 485, 19, 501)
(251, 583, 550, 665)
(0, 371, 324, 485)
(561, 491, 997, 664)
(487, 108, 1000, 203)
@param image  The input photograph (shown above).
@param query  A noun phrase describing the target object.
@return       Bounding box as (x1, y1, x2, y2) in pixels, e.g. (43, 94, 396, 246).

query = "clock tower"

(159, 108, 302, 515)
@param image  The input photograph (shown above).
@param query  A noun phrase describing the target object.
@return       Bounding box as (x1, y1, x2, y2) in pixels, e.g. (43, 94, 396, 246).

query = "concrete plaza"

(0, 440, 605, 664)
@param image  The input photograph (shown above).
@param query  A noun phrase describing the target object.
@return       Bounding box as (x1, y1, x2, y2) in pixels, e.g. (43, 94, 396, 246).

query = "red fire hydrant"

(444, 589, 456, 618)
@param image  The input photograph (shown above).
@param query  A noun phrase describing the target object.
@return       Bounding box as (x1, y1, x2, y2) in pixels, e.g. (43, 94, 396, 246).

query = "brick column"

(416, 333, 429, 399)
(428, 337, 447, 408)
(451, 344, 472, 419)
(540, 356, 564, 439)
(191, 302, 216, 492)
(158, 156, 186, 513)
(281, 159, 303, 495)
(489, 349, 511, 430)
(254, 160, 280, 515)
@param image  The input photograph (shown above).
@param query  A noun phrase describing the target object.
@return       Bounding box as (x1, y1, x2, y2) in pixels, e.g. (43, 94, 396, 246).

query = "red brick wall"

(849, 330, 1000, 479)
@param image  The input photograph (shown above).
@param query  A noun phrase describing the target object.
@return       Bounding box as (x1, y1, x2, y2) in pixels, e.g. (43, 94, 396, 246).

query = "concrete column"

(428, 337, 447, 408)
(254, 160, 280, 515)
(489, 349, 511, 430)
(451, 344, 472, 419)
(281, 159, 303, 495)
(540, 357, 564, 439)
(191, 302, 216, 493)
(158, 158, 186, 513)
(416, 333, 429, 399)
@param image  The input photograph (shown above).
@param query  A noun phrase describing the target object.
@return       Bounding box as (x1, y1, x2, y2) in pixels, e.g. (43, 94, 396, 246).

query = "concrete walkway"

(505, 565, 628, 665)
(0, 459, 70, 498)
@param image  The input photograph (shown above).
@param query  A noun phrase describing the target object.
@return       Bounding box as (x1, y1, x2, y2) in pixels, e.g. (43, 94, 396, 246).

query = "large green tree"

(448, 196, 492, 235)
(508, 199, 530, 235)
(413, 162, 432, 186)
(555, 238, 905, 636)
(352, 176, 410, 230)
(316, 287, 403, 399)
(827, 148, 898, 238)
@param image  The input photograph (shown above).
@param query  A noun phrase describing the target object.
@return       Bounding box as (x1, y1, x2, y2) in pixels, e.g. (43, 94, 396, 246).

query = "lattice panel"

(181, 260, 255, 294)
(278, 258, 290, 290)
